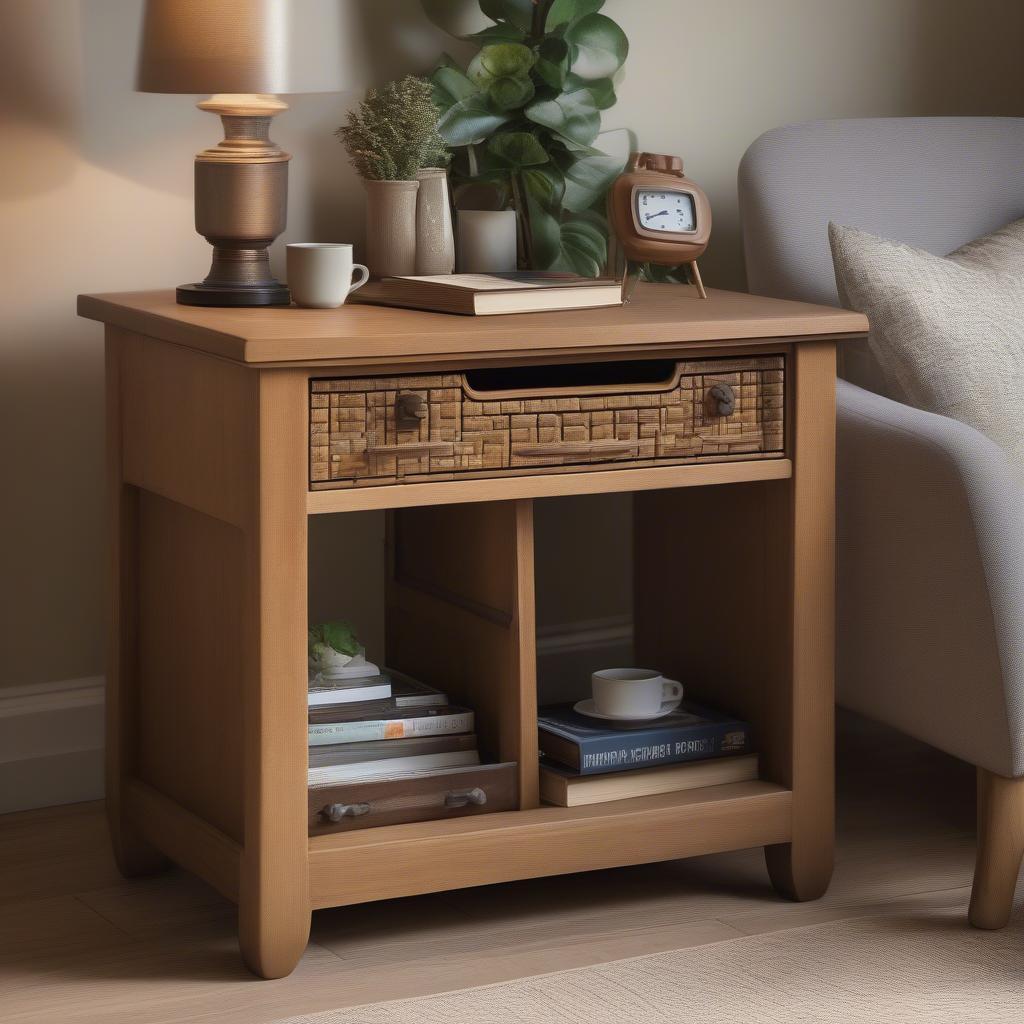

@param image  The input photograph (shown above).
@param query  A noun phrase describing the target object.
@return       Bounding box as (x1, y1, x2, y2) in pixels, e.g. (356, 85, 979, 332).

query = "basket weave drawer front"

(310, 356, 784, 487)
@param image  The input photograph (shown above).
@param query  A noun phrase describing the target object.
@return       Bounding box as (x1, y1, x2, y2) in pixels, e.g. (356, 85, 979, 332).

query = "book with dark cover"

(537, 701, 751, 776)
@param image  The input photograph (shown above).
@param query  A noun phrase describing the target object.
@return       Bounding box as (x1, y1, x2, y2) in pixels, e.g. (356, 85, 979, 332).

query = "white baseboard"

(0, 618, 635, 815)
(0, 677, 105, 814)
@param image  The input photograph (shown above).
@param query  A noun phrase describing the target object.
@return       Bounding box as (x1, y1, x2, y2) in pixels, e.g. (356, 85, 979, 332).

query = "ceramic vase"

(415, 168, 456, 275)
(363, 178, 420, 278)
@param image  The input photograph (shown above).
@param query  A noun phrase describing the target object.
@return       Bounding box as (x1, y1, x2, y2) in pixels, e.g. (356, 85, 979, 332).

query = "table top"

(78, 284, 867, 368)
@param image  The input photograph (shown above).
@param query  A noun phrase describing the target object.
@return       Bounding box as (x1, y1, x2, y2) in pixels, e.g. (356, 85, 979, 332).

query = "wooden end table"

(79, 284, 866, 978)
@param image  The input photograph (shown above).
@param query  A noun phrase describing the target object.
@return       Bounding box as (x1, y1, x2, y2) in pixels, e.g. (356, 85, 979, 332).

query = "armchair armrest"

(837, 380, 1024, 776)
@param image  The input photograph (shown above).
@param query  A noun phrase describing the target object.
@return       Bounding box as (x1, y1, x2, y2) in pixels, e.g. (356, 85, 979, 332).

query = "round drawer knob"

(708, 382, 736, 416)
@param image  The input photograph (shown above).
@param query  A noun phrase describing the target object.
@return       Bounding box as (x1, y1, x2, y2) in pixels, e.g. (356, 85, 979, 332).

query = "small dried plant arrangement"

(336, 75, 449, 181)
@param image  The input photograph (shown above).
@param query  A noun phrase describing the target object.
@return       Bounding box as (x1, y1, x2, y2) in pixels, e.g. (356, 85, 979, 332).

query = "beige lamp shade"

(136, 0, 349, 95)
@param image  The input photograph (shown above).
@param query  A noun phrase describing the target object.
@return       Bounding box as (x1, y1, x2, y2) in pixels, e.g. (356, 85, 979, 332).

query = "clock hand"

(647, 210, 669, 218)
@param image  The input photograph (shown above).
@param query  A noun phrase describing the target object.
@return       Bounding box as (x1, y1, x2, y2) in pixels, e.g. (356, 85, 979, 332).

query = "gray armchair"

(738, 117, 1024, 928)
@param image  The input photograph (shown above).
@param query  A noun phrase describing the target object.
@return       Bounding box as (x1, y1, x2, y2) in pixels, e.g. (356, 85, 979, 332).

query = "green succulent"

(427, 0, 628, 277)
(307, 622, 360, 661)
(336, 76, 449, 181)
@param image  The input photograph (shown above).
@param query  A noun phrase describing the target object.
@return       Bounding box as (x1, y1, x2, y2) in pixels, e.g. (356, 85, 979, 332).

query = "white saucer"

(573, 698, 680, 723)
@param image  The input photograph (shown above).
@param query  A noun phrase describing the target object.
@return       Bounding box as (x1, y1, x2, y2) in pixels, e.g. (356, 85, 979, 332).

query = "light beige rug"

(280, 911, 1024, 1024)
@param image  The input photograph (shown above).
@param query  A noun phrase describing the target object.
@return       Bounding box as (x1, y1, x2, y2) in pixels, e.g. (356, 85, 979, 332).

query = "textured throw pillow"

(829, 219, 1024, 474)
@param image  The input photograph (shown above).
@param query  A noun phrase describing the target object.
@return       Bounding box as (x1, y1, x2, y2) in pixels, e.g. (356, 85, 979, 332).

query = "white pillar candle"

(456, 210, 519, 273)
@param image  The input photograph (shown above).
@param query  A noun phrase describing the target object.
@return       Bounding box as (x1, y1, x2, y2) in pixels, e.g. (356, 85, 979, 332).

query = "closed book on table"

(537, 701, 751, 776)
(353, 273, 622, 316)
(308, 762, 518, 834)
(540, 754, 759, 807)
(308, 705, 474, 746)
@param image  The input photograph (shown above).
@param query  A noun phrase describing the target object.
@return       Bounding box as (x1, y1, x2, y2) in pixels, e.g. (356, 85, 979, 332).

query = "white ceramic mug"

(591, 668, 684, 718)
(286, 243, 369, 308)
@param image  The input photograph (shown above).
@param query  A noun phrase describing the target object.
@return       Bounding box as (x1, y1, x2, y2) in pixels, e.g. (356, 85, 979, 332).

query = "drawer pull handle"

(367, 441, 455, 457)
(515, 440, 637, 458)
(321, 802, 370, 822)
(708, 382, 736, 416)
(697, 431, 763, 446)
(445, 787, 487, 808)
(396, 391, 428, 430)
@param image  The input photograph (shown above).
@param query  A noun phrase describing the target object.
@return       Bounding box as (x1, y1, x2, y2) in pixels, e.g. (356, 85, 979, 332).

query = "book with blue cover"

(537, 701, 751, 776)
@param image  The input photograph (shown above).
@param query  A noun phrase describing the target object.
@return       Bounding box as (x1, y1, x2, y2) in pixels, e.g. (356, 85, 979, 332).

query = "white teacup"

(286, 243, 369, 308)
(591, 668, 684, 719)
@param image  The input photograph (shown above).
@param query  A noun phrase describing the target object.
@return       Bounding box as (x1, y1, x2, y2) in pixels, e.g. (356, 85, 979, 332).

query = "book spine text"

(308, 711, 474, 746)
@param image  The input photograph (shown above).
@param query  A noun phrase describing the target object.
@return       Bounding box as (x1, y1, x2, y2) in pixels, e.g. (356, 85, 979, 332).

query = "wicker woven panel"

(310, 357, 785, 487)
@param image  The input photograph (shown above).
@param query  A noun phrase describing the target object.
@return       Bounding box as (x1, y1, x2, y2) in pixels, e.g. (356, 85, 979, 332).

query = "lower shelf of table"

(307, 780, 791, 910)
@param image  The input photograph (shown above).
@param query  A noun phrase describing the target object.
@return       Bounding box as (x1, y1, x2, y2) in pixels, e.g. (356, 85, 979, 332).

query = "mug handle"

(348, 264, 370, 295)
(661, 679, 684, 706)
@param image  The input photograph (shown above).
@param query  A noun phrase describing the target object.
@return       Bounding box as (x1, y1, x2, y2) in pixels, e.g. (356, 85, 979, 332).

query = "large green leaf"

(438, 93, 512, 146)
(555, 219, 608, 276)
(431, 64, 478, 113)
(489, 76, 535, 110)
(479, 0, 536, 32)
(525, 88, 600, 147)
(564, 73, 616, 110)
(522, 164, 566, 208)
(560, 151, 624, 211)
(487, 132, 550, 168)
(465, 43, 537, 111)
(546, 0, 604, 30)
(527, 194, 606, 277)
(534, 37, 570, 91)
(468, 43, 537, 88)
(565, 13, 628, 80)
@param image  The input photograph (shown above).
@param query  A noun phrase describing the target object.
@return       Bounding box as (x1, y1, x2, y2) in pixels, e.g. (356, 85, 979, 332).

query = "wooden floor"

(2, 712, 1021, 1023)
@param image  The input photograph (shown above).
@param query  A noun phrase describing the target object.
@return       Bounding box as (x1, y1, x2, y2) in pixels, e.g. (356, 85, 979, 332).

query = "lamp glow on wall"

(136, 0, 347, 306)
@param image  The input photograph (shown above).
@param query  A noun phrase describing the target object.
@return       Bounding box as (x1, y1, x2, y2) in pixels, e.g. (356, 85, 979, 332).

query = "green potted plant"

(337, 76, 450, 278)
(428, 0, 629, 277)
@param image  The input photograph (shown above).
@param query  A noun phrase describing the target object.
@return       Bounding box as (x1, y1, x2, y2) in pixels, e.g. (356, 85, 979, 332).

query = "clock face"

(635, 189, 697, 233)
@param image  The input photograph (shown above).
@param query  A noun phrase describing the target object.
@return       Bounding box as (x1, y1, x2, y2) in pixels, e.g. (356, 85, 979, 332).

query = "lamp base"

(176, 281, 291, 307)
(180, 95, 293, 309)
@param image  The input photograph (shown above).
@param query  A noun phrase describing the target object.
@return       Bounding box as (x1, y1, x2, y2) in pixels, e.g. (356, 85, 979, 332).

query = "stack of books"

(308, 667, 478, 788)
(538, 701, 756, 807)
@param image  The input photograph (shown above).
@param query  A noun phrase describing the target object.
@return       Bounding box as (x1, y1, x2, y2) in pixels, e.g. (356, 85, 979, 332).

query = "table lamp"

(136, 0, 346, 306)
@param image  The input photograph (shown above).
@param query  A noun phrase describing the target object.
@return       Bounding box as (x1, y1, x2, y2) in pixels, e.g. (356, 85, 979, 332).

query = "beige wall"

(2, 0, 1022, 690)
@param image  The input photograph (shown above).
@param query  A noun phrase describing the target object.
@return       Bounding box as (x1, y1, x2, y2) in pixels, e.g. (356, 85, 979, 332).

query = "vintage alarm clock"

(608, 152, 712, 301)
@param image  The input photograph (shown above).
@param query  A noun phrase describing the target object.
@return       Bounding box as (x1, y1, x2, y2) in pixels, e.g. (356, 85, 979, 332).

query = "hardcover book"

(308, 705, 474, 746)
(353, 272, 622, 316)
(537, 701, 751, 776)
(540, 753, 759, 807)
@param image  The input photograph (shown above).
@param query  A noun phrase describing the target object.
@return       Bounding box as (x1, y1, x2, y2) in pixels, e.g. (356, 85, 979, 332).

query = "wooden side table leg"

(766, 340, 836, 902)
(969, 767, 1024, 929)
(238, 370, 311, 979)
(106, 331, 167, 878)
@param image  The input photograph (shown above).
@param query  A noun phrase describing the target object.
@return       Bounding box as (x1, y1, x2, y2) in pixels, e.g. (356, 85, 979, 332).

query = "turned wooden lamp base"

(179, 94, 292, 308)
